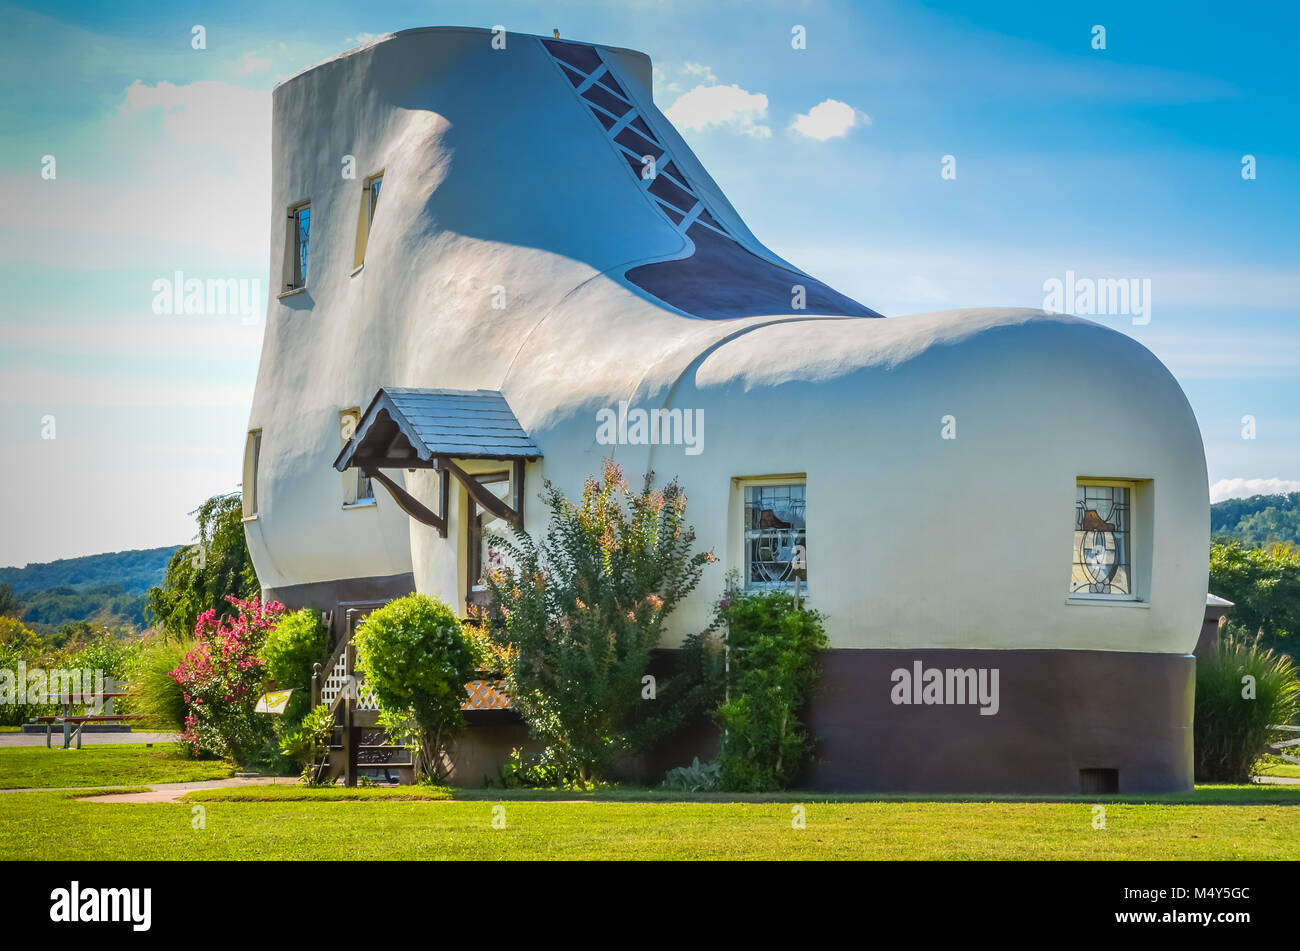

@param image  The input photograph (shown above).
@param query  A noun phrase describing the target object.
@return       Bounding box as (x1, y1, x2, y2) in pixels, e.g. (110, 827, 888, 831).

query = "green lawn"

(0, 744, 233, 789)
(1256, 756, 1300, 779)
(2, 744, 1297, 859)
(1, 787, 1297, 859)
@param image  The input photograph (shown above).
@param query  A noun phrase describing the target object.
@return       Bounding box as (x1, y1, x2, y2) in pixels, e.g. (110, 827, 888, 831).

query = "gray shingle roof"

(335, 387, 541, 470)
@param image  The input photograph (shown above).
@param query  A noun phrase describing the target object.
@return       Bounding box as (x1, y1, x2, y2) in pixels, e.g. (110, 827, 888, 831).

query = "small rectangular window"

(353, 172, 383, 269)
(742, 481, 807, 593)
(339, 409, 375, 507)
(286, 202, 311, 289)
(243, 430, 262, 517)
(367, 175, 382, 226)
(1071, 481, 1132, 597)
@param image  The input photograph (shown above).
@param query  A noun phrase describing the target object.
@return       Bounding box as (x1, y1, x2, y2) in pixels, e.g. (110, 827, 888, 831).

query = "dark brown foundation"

(797, 648, 1194, 794)
(264, 575, 1196, 794)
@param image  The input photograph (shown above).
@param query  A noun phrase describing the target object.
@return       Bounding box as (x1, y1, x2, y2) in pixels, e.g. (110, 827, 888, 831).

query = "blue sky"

(1, 0, 1297, 566)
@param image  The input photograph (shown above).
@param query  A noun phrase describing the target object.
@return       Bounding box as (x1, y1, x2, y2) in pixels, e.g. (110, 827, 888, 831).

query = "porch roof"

(334, 387, 541, 471)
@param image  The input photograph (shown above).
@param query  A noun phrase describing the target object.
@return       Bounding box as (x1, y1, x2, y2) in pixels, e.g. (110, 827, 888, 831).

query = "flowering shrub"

(484, 460, 716, 784)
(172, 595, 284, 761)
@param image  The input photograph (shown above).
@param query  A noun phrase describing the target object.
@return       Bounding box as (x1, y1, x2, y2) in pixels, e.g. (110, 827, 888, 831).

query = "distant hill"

(19, 584, 152, 631)
(0, 546, 182, 595)
(1211, 493, 1300, 547)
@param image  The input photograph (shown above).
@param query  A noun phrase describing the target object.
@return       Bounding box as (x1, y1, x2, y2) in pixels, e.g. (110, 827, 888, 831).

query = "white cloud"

(664, 83, 771, 139)
(790, 99, 870, 141)
(1210, 478, 1300, 503)
(236, 50, 272, 75)
(682, 62, 717, 84)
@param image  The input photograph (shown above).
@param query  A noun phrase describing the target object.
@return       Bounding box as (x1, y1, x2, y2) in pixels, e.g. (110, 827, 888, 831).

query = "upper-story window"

(1071, 481, 1133, 598)
(742, 480, 807, 593)
(285, 201, 311, 290)
(367, 174, 382, 225)
(353, 172, 383, 269)
(242, 430, 262, 518)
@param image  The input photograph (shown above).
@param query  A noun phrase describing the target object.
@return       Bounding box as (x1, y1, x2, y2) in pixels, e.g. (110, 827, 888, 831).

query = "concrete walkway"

(0, 776, 292, 801)
(76, 777, 292, 803)
(0, 731, 180, 747)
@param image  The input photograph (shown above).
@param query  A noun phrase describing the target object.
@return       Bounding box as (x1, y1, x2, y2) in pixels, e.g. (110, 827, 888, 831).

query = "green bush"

(715, 588, 828, 792)
(494, 746, 562, 789)
(1195, 624, 1300, 782)
(661, 757, 721, 793)
(352, 594, 476, 782)
(485, 460, 715, 785)
(126, 635, 195, 733)
(259, 608, 327, 726)
(279, 703, 336, 783)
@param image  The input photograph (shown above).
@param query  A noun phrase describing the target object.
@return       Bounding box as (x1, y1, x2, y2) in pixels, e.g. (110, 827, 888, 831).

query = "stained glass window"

(1071, 483, 1131, 596)
(743, 483, 806, 592)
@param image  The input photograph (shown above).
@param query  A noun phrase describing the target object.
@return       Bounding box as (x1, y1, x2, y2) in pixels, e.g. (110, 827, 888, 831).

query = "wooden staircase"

(309, 611, 413, 787)
(308, 606, 516, 786)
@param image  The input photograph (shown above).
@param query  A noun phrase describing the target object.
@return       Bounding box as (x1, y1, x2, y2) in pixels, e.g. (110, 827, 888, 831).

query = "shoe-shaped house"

(244, 27, 1210, 793)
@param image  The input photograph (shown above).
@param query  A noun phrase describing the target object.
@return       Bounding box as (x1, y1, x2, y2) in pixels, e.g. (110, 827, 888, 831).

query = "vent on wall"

(1079, 768, 1119, 794)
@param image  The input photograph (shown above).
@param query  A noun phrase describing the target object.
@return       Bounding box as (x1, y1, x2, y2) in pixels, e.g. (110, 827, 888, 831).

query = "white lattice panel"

(319, 652, 349, 706)
(319, 651, 381, 711)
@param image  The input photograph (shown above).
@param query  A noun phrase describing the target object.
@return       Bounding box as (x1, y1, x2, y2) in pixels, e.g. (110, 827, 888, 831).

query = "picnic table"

(31, 693, 142, 749)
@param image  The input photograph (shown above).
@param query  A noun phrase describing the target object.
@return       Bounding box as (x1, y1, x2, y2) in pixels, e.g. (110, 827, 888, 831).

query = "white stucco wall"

(246, 27, 1209, 657)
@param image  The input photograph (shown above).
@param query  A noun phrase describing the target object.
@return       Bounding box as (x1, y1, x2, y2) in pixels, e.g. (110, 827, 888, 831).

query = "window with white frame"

(339, 409, 374, 506)
(242, 430, 262, 518)
(742, 481, 807, 592)
(353, 173, 383, 268)
(1071, 481, 1133, 597)
(285, 201, 311, 290)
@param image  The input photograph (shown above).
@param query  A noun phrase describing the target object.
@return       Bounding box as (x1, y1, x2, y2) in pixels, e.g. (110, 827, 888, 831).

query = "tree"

(1209, 542, 1300, 658)
(352, 594, 478, 782)
(0, 583, 19, 618)
(485, 460, 715, 784)
(147, 492, 259, 640)
(1211, 493, 1300, 547)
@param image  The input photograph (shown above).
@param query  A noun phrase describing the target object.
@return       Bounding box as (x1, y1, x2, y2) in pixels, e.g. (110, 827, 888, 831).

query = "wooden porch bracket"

(363, 466, 448, 537)
(436, 456, 526, 528)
